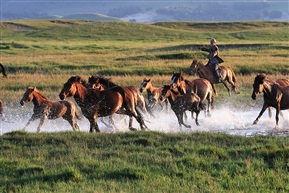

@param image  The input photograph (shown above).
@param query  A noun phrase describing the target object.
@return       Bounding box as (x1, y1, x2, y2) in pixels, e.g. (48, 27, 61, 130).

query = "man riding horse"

(199, 38, 224, 82)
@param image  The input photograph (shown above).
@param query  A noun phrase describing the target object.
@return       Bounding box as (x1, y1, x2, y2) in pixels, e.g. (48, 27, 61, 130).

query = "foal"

(139, 78, 169, 111)
(170, 71, 214, 117)
(159, 85, 201, 128)
(20, 87, 81, 132)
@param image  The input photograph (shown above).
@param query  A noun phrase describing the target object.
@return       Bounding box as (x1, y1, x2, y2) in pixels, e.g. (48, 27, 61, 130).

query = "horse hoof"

(129, 127, 138, 131)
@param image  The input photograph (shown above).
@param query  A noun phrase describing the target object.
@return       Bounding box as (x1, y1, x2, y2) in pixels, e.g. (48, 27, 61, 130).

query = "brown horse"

(0, 63, 7, 78)
(20, 87, 80, 132)
(87, 75, 154, 127)
(59, 76, 148, 132)
(251, 74, 289, 126)
(170, 71, 214, 117)
(159, 85, 201, 128)
(139, 78, 169, 111)
(88, 75, 149, 114)
(189, 59, 239, 96)
(268, 78, 289, 118)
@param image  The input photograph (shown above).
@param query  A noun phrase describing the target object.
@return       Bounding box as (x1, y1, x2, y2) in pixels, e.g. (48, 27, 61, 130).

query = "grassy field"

(1, 20, 289, 192)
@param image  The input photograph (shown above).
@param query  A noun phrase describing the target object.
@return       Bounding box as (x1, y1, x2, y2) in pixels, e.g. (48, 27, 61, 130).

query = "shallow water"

(1, 101, 289, 137)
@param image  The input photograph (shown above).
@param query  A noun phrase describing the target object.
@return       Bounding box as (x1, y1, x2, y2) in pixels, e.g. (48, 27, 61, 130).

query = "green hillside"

(1, 20, 289, 42)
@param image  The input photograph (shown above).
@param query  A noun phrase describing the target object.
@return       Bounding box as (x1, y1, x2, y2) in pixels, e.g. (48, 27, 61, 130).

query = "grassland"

(0, 20, 289, 192)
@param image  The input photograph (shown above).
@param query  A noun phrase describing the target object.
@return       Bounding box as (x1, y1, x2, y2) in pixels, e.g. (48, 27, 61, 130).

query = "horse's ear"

(32, 87, 36, 91)
(75, 76, 82, 83)
(148, 78, 151, 82)
(180, 71, 183, 76)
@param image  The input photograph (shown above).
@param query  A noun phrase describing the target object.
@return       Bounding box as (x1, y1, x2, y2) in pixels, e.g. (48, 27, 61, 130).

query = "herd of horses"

(1, 60, 289, 132)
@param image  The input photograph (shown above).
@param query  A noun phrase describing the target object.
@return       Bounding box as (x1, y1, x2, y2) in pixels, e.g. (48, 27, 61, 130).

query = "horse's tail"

(230, 67, 237, 84)
(210, 82, 217, 95)
(0, 63, 7, 78)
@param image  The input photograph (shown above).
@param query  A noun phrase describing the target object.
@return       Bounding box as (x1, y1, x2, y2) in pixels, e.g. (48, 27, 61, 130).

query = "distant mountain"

(1, 1, 288, 22)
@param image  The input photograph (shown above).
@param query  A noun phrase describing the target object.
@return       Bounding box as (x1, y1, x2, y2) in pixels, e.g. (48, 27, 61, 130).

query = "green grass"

(1, 131, 289, 192)
(1, 20, 289, 192)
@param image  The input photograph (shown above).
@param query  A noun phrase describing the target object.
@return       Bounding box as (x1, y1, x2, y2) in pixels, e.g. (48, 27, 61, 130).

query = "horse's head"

(139, 78, 151, 93)
(251, 73, 267, 100)
(59, 76, 82, 100)
(189, 59, 200, 76)
(88, 75, 101, 89)
(159, 85, 171, 102)
(170, 71, 183, 88)
(170, 71, 186, 94)
(20, 87, 36, 106)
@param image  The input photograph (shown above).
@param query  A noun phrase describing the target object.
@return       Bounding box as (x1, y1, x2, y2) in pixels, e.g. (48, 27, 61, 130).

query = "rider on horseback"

(199, 38, 224, 82)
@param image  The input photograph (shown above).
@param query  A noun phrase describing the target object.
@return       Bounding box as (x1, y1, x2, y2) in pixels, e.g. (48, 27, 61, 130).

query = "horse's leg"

(100, 116, 112, 128)
(89, 116, 100, 132)
(194, 109, 200, 126)
(275, 103, 281, 126)
(226, 73, 240, 94)
(135, 108, 148, 130)
(268, 107, 272, 118)
(22, 114, 37, 131)
(211, 84, 218, 96)
(175, 110, 191, 128)
(221, 80, 231, 96)
(128, 116, 137, 131)
(253, 103, 269, 124)
(37, 116, 47, 132)
(63, 115, 79, 131)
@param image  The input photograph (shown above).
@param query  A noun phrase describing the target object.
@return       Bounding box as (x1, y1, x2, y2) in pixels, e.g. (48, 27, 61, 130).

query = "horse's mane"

(255, 73, 273, 84)
(68, 76, 87, 85)
(91, 75, 118, 88)
(28, 87, 49, 101)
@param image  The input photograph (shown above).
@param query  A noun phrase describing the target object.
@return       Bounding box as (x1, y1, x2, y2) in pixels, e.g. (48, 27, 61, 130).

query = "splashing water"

(1, 103, 289, 137)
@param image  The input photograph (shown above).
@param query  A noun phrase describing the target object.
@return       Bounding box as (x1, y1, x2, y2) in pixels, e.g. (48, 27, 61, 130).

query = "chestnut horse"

(59, 76, 148, 132)
(170, 71, 214, 117)
(20, 87, 80, 132)
(159, 85, 200, 128)
(88, 75, 149, 114)
(87, 75, 154, 127)
(189, 59, 239, 96)
(251, 74, 289, 126)
(139, 78, 169, 111)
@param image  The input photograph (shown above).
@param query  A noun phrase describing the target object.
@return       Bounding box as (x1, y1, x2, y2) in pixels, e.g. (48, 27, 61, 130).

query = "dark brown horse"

(268, 78, 289, 118)
(20, 87, 80, 132)
(139, 78, 169, 111)
(170, 71, 214, 117)
(189, 59, 239, 96)
(252, 74, 289, 126)
(159, 85, 200, 128)
(59, 76, 148, 132)
(0, 63, 7, 78)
